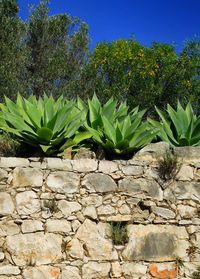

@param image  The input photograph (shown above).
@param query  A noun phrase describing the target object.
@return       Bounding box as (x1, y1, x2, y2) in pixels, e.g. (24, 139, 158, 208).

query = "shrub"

(192, 267, 200, 279)
(110, 222, 128, 245)
(148, 102, 200, 147)
(157, 149, 179, 181)
(0, 132, 20, 156)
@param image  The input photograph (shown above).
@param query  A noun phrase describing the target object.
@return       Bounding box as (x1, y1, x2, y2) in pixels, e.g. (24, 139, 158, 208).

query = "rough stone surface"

(16, 191, 40, 215)
(47, 172, 79, 194)
(122, 263, 147, 277)
(152, 206, 176, 219)
(46, 219, 71, 233)
(21, 220, 43, 233)
(6, 233, 62, 266)
(0, 265, 20, 275)
(82, 262, 111, 279)
(82, 173, 117, 193)
(13, 167, 43, 187)
(118, 178, 163, 200)
(71, 159, 98, 172)
(62, 266, 81, 279)
(23, 266, 60, 279)
(0, 193, 14, 216)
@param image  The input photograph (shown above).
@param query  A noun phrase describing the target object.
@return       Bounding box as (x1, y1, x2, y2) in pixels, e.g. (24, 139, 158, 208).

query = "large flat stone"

(122, 225, 189, 262)
(13, 167, 43, 187)
(71, 159, 98, 172)
(46, 219, 71, 233)
(118, 178, 163, 200)
(46, 171, 80, 194)
(167, 181, 200, 201)
(0, 221, 20, 236)
(6, 232, 62, 266)
(74, 219, 118, 260)
(0, 193, 14, 216)
(62, 267, 81, 279)
(0, 265, 20, 275)
(82, 173, 117, 193)
(58, 200, 81, 217)
(16, 191, 40, 215)
(0, 157, 29, 168)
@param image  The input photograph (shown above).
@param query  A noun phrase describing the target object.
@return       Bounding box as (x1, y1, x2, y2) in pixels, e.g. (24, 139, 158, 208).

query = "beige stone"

(21, 220, 43, 233)
(75, 219, 118, 260)
(83, 206, 97, 220)
(46, 219, 71, 233)
(47, 158, 72, 171)
(97, 205, 116, 215)
(82, 262, 111, 279)
(81, 195, 102, 207)
(58, 200, 81, 217)
(99, 161, 118, 174)
(176, 165, 194, 181)
(0, 265, 20, 275)
(0, 193, 14, 216)
(16, 191, 40, 215)
(121, 165, 143, 176)
(13, 167, 43, 187)
(62, 266, 81, 279)
(6, 232, 62, 266)
(0, 221, 20, 236)
(47, 171, 80, 194)
(71, 159, 98, 172)
(66, 238, 84, 259)
(177, 204, 197, 218)
(122, 263, 147, 277)
(0, 157, 29, 168)
(82, 173, 117, 193)
(111, 262, 122, 277)
(152, 206, 176, 219)
(23, 266, 60, 279)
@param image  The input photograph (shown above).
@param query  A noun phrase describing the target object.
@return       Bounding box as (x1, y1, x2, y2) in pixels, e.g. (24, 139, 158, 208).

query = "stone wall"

(0, 144, 200, 279)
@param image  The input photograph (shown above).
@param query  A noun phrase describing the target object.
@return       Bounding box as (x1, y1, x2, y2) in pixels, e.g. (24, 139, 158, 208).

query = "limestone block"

(0, 252, 4, 261)
(0, 221, 20, 236)
(46, 219, 71, 233)
(0, 157, 29, 168)
(111, 262, 122, 277)
(82, 173, 117, 193)
(82, 262, 111, 279)
(71, 159, 98, 172)
(97, 205, 116, 215)
(58, 201, 81, 217)
(75, 219, 118, 260)
(121, 165, 143, 176)
(6, 232, 62, 266)
(81, 195, 102, 207)
(175, 165, 194, 181)
(122, 263, 147, 277)
(16, 191, 40, 215)
(99, 161, 118, 174)
(170, 181, 200, 201)
(0, 169, 8, 182)
(177, 205, 197, 219)
(0, 193, 14, 215)
(122, 225, 189, 261)
(118, 178, 163, 200)
(47, 158, 72, 171)
(83, 206, 97, 220)
(13, 167, 43, 187)
(21, 220, 43, 233)
(0, 265, 20, 275)
(66, 238, 84, 259)
(62, 266, 81, 279)
(46, 171, 80, 194)
(23, 266, 60, 279)
(152, 206, 176, 219)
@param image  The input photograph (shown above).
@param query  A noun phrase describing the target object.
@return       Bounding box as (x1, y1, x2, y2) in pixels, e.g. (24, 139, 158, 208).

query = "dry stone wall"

(0, 144, 200, 279)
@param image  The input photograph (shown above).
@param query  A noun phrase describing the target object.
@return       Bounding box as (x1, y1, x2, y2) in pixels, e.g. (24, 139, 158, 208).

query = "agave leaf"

(102, 115, 116, 144)
(37, 127, 53, 142)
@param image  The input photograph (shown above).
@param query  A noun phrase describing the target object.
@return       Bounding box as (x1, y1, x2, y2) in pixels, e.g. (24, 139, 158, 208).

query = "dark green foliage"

(157, 149, 179, 181)
(43, 199, 58, 213)
(110, 222, 128, 245)
(0, 132, 20, 156)
(26, 0, 89, 97)
(192, 267, 200, 279)
(0, 0, 28, 100)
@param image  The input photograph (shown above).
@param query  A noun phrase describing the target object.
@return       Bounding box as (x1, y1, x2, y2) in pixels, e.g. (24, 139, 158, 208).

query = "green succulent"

(81, 94, 157, 156)
(148, 102, 200, 147)
(0, 94, 88, 154)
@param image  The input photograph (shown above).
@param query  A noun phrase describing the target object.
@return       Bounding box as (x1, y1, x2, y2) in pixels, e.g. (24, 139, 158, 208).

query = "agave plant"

(79, 94, 157, 156)
(0, 94, 87, 154)
(148, 102, 200, 146)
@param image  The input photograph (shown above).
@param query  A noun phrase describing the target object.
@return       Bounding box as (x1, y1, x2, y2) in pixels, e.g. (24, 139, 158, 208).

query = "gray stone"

(118, 178, 163, 200)
(75, 219, 118, 260)
(13, 167, 43, 187)
(97, 205, 116, 215)
(0, 157, 29, 168)
(82, 173, 117, 193)
(121, 165, 143, 176)
(175, 165, 194, 181)
(0, 169, 8, 181)
(21, 220, 43, 233)
(62, 266, 81, 279)
(82, 262, 111, 279)
(23, 266, 60, 279)
(6, 232, 62, 266)
(0, 193, 14, 216)
(0, 265, 20, 275)
(99, 161, 118, 174)
(152, 206, 176, 219)
(58, 201, 81, 217)
(46, 219, 71, 233)
(171, 181, 200, 201)
(174, 146, 200, 164)
(122, 224, 189, 261)
(81, 195, 102, 207)
(46, 171, 80, 194)
(177, 205, 197, 219)
(0, 252, 4, 261)
(71, 159, 98, 172)
(16, 190, 40, 215)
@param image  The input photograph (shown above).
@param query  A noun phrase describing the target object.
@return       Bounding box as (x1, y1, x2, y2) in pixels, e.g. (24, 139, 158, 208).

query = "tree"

(0, 0, 27, 100)
(26, 0, 89, 97)
(81, 38, 200, 113)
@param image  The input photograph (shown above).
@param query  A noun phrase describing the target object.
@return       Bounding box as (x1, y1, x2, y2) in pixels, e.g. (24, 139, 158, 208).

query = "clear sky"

(18, 0, 200, 51)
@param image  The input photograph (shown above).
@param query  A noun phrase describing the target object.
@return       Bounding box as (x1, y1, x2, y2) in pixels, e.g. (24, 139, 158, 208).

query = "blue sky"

(18, 0, 200, 51)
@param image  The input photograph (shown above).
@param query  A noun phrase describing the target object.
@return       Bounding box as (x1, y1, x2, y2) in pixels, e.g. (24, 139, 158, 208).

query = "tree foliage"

(80, 38, 200, 113)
